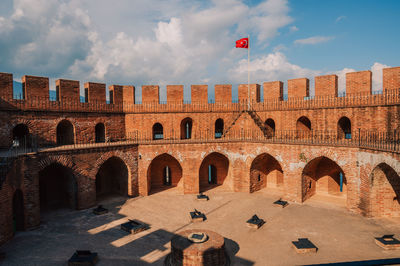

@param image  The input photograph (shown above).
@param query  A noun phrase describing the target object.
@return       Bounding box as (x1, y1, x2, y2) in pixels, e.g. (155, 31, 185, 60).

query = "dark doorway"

(13, 189, 25, 232)
(265, 118, 275, 138)
(163, 166, 172, 186)
(12, 124, 30, 148)
(39, 163, 77, 211)
(338, 116, 351, 139)
(95, 123, 105, 143)
(208, 165, 217, 184)
(215, 119, 224, 138)
(57, 120, 74, 145)
(96, 157, 128, 199)
(180, 118, 193, 139)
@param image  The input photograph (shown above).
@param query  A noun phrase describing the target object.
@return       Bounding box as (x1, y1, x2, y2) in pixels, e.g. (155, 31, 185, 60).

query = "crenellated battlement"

(0, 66, 399, 113)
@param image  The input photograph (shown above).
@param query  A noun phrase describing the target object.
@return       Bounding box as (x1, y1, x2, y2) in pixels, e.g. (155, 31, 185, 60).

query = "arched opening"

(96, 157, 129, 200)
(302, 156, 347, 205)
(199, 152, 229, 192)
(153, 123, 164, 140)
(39, 163, 77, 211)
(12, 124, 30, 148)
(13, 189, 25, 232)
(95, 123, 105, 143)
(147, 153, 182, 194)
(338, 116, 351, 139)
(56, 120, 74, 145)
(370, 163, 400, 217)
(265, 119, 275, 138)
(296, 116, 312, 138)
(250, 153, 283, 193)
(180, 118, 192, 139)
(215, 119, 224, 138)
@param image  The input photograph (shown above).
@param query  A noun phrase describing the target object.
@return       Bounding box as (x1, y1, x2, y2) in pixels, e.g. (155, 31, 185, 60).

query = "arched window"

(296, 116, 311, 138)
(265, 118, 275, 138)
(95, 123, 105, 143)
(153, 123, 163, 140)
(215, 119, 224, 138)
(180, 118, 192, 139)
(56, 120, 74, 145)
(338, 117, 351, 139)
(163, 166, 172, 186)
(208, 165, 217, 184)
(12, 124, 30, 148)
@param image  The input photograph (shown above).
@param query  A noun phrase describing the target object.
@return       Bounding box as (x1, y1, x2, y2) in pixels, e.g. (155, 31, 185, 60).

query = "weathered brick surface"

(263, 81, 283, 100)
(288, 78, 309, 98)
(56, 79, 80, 102)
(167, 85, 184, 103)
(0, 72, 13, 97)
(142, 85, 159, 103)
(84, 82, 106, 103)
(346, 70, 372, 95)
(315, 74, 338, 97)
(191, 85, 208, 103)
(383, 66, 400, 92)
(215, 84, 231, 103)
(22, 75, 49, 100)
(238, 84, 260, 102)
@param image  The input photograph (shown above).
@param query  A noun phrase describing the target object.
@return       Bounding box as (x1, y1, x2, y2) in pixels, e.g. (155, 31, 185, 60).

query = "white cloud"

(294, 36, 334, 45)
(335, 16, 346, 23)
(289, 25, 298, 32)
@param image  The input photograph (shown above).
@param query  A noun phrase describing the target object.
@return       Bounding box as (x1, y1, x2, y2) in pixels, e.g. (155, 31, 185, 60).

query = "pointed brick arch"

(250, 153, 283, 193)
(199, 152, 229, 192)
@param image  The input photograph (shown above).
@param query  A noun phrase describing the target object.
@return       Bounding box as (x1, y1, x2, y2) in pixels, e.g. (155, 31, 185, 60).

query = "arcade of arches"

(302, 156, 347, 203)
(96, 157, 129, 199)
(39, 163, 77, 211)
(199, 152, 229, 192)
(250, 153, 283, 193)
(147, 153, 182, 194)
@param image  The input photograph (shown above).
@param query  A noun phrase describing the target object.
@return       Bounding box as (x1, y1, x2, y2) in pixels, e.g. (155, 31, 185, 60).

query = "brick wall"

(142, 85, 159, 103)
(56, 79, 80, 102)
(383, 66, 400, 92)
(84, 82, 106, 103)
(191, 85, 208, 103)
(238, 84, 260, 102)
(0, 72, 13, 97)
(315, 74, 338, 97)
(215, 84, 232, 103)
(22, 75, 49, 100)
(288, 78, 309, 98)
(346, 71, 372, 95)
(167, 85, 184, 103)
(263, 81, 283, 100)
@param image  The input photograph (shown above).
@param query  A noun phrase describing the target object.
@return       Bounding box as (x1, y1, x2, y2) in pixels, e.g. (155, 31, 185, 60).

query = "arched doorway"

(57, 120, 74, 145)
(370, 163, 400, 217)
(147, 153, 182, 194)
(152, 123, 163, 140)
(302, 156, 346, 205)
(250, 153, 283, 193)
(12, 124, 30, 148)
(13, 189, 25, 232)
(95, 123, 105, 143)
(180, 118, 192, 139)
(215, 119, 224, 138)
(265, 119, 275, 138)
(296, 116, 311, 138)
(199, 152, 229, 192)
(96, 157, 129, 199)
(39, 163, 77, 211)
(338, 116, 351, 139)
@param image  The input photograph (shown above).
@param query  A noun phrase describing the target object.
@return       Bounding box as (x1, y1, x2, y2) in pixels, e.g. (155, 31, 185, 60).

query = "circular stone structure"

(165, 229, 228, 266)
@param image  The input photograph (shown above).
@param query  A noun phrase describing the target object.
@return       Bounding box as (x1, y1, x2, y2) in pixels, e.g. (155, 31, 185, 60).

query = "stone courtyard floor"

(2, 189, 400, 265)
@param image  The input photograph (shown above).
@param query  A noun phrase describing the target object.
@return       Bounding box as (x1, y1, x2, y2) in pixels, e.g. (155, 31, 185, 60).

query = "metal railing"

(0, 88, 399, 113)
(6, 129, 397, 155)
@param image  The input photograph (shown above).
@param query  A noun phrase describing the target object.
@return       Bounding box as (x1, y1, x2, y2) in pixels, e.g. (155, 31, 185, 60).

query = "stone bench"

(196, 194, 209, 201)
(92, 205, 108, 215)
(292, 238, 318, 253)
(190, 209, 206, 222)
(246, 215, 265, 229)
(273, 199, 288, 208)
(120, 220, 148, 234)
(375, 235, 400, 250)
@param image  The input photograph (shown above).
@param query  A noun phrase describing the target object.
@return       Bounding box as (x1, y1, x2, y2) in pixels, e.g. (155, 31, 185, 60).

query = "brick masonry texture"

(0, 66, 400, 246)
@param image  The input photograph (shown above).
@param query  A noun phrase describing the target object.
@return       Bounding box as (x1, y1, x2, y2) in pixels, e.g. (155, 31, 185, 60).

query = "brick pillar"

(167, 85, 184, 103)
(383, 66, 400, 92)
(56, 79, 80, 103)
(288, 78, 309, 98)
(191, 85, 208, 103)
(263, 81, 283, 101)
(142, 85, 159, 103)
(238, 84, 260, 102)
(215, 84, 232, 103)
(346, 70, 372, 95)
(84, 82, 106, 103)
(315, 74, 338, 97)
(0, 72, 13, 97)
(22, 75, 49, 100)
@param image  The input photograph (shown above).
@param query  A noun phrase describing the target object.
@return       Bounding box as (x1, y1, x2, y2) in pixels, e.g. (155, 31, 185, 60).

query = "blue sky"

(0, 0, 399, 101)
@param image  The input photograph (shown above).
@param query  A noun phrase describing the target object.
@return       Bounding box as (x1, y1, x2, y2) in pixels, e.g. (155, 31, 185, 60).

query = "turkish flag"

(236, 38, 248, 48)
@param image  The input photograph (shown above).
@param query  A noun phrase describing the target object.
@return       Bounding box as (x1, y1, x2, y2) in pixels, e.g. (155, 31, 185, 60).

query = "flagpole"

(247, 34, 250, 110)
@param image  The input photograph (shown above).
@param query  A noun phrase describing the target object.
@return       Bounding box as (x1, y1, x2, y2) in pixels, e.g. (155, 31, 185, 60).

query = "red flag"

(236, 37, 248, 48)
